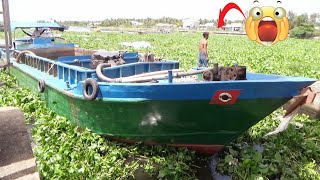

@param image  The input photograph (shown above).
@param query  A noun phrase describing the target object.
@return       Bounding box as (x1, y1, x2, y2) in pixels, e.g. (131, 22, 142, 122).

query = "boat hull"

(10, 66, 291, 154)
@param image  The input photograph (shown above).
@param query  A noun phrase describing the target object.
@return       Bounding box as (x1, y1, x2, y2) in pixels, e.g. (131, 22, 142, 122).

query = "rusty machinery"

(90, 51, 162, 69)
(202, 63, 247, 81)
(90, 51, 127, 68)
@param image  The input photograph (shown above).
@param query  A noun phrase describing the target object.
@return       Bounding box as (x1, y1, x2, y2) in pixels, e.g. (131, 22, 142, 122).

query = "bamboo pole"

(4, 0, 12, 46)
(2, 0, 12, 67)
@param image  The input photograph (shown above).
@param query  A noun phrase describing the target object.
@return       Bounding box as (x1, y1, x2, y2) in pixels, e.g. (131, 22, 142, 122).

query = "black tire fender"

(83, 78, 99, 101)
(38, 79, 45, 93)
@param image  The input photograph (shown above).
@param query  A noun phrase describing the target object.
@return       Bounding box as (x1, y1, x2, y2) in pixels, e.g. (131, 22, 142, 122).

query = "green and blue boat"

(1, 22, 316, 154)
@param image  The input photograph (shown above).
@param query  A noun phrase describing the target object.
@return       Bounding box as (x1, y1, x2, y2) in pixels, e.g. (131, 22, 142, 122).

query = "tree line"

(54, 12, 320, 38)
(55, 17, 216, 28)
(287, 12, 320, 38)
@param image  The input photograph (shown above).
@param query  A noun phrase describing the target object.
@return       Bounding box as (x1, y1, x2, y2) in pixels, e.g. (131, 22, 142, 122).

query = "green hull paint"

(10, 67, 289, 146)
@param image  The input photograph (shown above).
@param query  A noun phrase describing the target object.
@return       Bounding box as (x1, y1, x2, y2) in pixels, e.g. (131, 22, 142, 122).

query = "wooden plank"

(283, 81, 320, 119)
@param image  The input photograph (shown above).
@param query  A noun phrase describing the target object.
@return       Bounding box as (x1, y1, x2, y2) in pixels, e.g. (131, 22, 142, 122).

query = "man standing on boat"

(198, 32, 209, 67)
(32, 28, 44, 38)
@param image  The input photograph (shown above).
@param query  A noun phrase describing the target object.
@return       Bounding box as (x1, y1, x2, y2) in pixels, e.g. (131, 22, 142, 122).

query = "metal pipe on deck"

(96, 62, 213, 83)
(121, 68, 214, 83)
(95, 63, 122, 83)
(121, 69, 185, 79)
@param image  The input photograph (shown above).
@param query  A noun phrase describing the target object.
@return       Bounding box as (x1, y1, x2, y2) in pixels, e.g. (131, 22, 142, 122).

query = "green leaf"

(258, 164, 269, 174)
(224, 155, 233, 163)
(275, 152, 282, 162)
(158, 169, 167, 178)
(253, 152, 262, 162)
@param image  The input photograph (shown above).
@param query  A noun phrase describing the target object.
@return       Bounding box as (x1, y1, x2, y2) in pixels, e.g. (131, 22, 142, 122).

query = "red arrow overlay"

(217, 3, 246, 28)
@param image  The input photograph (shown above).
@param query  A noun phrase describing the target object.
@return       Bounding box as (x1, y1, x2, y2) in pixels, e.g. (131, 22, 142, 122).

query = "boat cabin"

(8, 22, 180, 85)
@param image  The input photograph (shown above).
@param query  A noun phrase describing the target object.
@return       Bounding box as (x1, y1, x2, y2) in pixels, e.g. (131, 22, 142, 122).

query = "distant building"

(315, 18, 320, 23)
(221, 23, 244, 31)
(88, 22, 102, 27)
(198, 23, 215, 30)
(93, 22, 102, 26)
(130, 21, 143, 26)
(155, 23, 174, 33)
(182, 18, 200, 29)
(155, 23, 173, 28)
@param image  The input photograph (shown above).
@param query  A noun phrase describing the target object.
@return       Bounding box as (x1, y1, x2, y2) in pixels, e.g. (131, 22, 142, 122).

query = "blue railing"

(14, 50, 180, 85)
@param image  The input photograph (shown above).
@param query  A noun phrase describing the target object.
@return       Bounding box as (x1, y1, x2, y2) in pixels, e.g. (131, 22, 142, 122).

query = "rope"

(16, 51, 35, 63)
(46, 63, 55, 75)
(16, 51, 56, 82)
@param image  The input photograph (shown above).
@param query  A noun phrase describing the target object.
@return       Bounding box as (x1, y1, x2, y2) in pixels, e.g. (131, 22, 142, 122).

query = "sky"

(4, 0, 320, 22)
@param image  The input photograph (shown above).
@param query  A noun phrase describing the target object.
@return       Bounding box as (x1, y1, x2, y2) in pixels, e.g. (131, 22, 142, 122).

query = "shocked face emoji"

(245, 6, 289, 45)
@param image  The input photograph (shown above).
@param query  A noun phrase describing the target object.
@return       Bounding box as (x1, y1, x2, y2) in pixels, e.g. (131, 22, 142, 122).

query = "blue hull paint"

(2, 29, 317, 105)
(11, 57, 316, 102)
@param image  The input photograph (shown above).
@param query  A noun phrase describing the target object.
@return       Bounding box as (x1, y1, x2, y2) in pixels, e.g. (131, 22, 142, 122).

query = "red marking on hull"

(210, 89, 241, 105)
(106, 136, 224, 155)
(167, 144, 224, 155)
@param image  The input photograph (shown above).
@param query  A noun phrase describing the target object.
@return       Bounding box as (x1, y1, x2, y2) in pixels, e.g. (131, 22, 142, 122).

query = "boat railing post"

(66, 81, 70, 89)
(168, 70, 173, 83)
(91, 73, 98, 81)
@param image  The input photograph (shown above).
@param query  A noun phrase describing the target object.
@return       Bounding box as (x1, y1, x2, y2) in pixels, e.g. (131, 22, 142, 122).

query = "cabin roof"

(10, 22, 64, 31)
